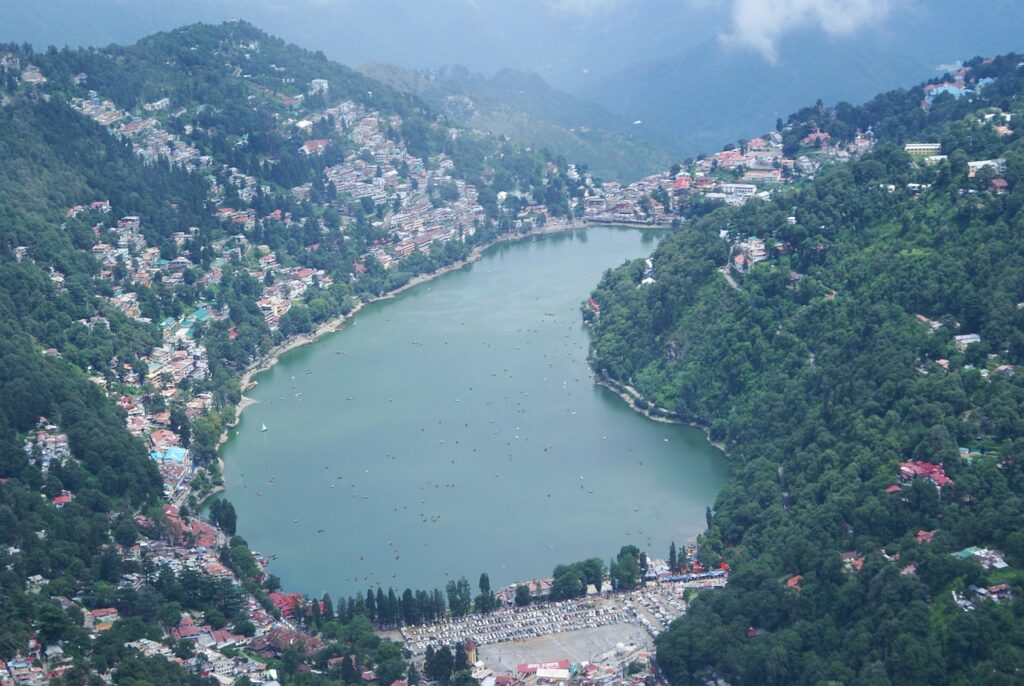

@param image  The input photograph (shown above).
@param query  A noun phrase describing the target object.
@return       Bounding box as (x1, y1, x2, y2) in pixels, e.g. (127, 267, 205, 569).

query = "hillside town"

(9, 37, 1024, 686)
(2, 56, 896, 685)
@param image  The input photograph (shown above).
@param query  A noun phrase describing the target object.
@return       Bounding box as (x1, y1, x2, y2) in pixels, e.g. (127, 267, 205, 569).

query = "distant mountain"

(359, 63, 674, 182)
(580, 1, 1024, 158)
(582, 33, 933, 158)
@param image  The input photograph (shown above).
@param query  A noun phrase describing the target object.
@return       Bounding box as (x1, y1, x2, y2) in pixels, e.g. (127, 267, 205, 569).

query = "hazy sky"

(2, 1, 1020, 91)
(0, 1, 991, 80)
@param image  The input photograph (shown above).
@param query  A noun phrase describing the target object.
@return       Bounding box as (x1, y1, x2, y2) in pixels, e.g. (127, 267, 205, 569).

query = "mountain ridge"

(358, 61, 674, 181)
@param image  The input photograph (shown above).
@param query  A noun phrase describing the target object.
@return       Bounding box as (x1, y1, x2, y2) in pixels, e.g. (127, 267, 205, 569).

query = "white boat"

(260, 423, 268, 432)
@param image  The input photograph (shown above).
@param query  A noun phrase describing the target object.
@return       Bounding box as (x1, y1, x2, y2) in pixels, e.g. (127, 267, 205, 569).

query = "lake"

(220, 227, 729, 598)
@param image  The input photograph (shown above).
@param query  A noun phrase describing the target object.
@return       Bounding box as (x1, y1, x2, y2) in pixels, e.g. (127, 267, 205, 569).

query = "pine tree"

(341, 656, 356, 684)
(475, 572, 495, 613)
(669, 541, 677, 573)
(454, 642, 469, 672)
(310, 597, 321, 625)
(321, 592, 334, 620)
(386, 587, 398, 626)
(365, 588, 377, 622)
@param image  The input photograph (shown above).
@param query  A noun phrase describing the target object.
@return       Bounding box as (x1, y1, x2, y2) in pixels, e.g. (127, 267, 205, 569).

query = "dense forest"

(588, 54, 1024, 684)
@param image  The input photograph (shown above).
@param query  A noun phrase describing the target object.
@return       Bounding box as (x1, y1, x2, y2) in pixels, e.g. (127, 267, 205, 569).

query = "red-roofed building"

(300, 139, 330, 156)
(516, 661, 570, 675)
(802, 130, 831, 147)
(269, 591, 305, 618)
(52, 494, 73, 508)
(916, 529, 937, 544)
(839, 552, 864, 571)
(149, 429, 180, 451)
(171, 615, 203, 641)
(899, 461, 954, 489)
(186, 519, 218, 549)
(884, 484, 903, 494)
(988, 583, 1012, 600)
(88, 608, 119, 630)
(210, 628, 245, 648)
(250, 627, 323, 658)
(786, 575, 803, 590)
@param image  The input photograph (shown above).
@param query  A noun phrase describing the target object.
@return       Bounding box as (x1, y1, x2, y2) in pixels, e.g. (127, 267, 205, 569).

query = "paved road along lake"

(221, 227, 729, 598)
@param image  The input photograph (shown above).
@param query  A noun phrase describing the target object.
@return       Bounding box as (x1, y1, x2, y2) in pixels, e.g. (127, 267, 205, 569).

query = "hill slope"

(0, 20, 597, 678)
(359, 62, 673, 181)
(587, 55, 1024, 684)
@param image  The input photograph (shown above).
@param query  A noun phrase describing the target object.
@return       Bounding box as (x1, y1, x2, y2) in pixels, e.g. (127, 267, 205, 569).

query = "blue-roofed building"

(158, 446, 189, 464)
(926, 84, 969, 105)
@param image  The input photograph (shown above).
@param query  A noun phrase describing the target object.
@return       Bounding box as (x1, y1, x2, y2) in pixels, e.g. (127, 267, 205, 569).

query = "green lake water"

(221, 227, 729, 598)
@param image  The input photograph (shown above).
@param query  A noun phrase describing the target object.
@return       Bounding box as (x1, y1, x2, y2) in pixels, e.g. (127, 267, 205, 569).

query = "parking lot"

(401, 580, 706, 659)
(477, 623, 652, 673)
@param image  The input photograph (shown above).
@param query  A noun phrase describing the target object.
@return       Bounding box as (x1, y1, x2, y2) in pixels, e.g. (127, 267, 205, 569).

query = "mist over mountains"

(3, 0, 1022, 174)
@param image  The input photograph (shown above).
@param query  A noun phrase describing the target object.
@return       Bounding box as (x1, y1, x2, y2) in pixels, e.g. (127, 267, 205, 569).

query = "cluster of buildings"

(302, 100, 488, 268)
(577, 130, 823, 224)
(904, 140, 1010, 192)
(70, 208, 221, 499)
(951, 546, 1009, 570)
(503, 643, 656, 686)
(131, 637, 281, 685)
(579, 173, 674, 224)
(895, 460, 955, 490)
(729, 236, 774, 274)
(0, 647, 68, 685)
(22, 417, 70, 474)
(117, 504, 329, 683)
(920, 62, 996, 109)
(254, 261, 333, 331)
(71, 92, 210, 171)
(949, 545, 1012, 612)
(1, 496, 314, 685)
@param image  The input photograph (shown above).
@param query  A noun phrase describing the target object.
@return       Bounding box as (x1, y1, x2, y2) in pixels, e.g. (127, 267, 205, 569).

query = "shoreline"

(211, 219, 645, 469)
(195, 218, 733, 606)
(593, 373, 728, 455)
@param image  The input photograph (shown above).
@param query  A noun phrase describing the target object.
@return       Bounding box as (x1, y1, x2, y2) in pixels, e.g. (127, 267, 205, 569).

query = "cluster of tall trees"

(423, 642, 476, 686)
(313, 572, 501, 633)
(588, 53, 1024, 684)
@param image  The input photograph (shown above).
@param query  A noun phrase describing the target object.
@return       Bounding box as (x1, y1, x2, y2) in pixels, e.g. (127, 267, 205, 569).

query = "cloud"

(722, 0, 891, 61)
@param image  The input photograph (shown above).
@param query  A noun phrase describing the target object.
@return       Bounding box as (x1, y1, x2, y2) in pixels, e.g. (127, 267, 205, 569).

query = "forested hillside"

(588, 55, 1024, 684)
(358, 63, 673, 181)
(0, 21, 598, 683)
